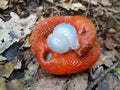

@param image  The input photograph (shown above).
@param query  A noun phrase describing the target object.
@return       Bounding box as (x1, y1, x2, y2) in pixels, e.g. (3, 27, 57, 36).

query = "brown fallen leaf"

(7, 80, 25, 90)
(108, 28, 117, 34)
(93, 49, 119, 69)
(27, 62, 39, 75)
(71, 3, 87, 11)
(31, 77, 69, 90)
(0, 0, 8, 10)
(99, 0, 112, 6)
(46, 0, 86, 11)
(104, 34, 115, 50)
(82, 0, 99, 5)
(0, 77, 7, 90)
(0, 62, 16, 78)
(67, 73, 88, 90)
(24, 50, 32, 60)
(56, 3, 72, 10)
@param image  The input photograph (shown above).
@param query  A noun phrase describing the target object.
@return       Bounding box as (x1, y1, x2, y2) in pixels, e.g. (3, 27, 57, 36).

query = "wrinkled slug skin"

(29, 16, 100, 75)
(36, 38, 100, 75)
(29, 16, 96, 56)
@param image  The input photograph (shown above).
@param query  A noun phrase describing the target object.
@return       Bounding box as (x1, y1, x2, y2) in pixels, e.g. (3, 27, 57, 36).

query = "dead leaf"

(27, 62, 39, 75)
(99, 0, 112, 6)
(0, 55, 7, 61)
(24, 50, 32, 60)
(14, 61, 22, 69)
(0, 0, 8, 10)
(46, 0, 53, 3)
(31, 77, 69, 90)
(0, 12, 37, 54)
(82, 0, 99, 5)
(7, 80, 25, 90)
(71, 3, 87, 11)
(92, 66, 104, 79)
(59, 0, 67, 3)
(104, 34, 115, 50)
(103, 57, 114, 67)
(0, 62, 16, 78)
(67, 73, 88, 90)
(108, 28, 117, 34)
(56, 3, 72, 10)
(0, 77, 7, 90)
(93, 49, 119, 68)
(99, 53, 114, 68)
(47, 1, 86, 11)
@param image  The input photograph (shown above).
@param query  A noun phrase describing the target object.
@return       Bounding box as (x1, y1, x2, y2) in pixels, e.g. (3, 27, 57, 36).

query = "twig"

(85, 0, 91, 17)
(98, 4, 120, 25)
(86, 56, 120, 90)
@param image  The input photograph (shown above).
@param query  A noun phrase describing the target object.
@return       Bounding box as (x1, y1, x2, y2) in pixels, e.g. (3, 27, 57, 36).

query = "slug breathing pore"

(47, 23, 80, 54)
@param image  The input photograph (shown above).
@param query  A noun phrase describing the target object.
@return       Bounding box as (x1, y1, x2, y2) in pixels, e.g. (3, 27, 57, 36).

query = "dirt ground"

(0, 0, 120, 90)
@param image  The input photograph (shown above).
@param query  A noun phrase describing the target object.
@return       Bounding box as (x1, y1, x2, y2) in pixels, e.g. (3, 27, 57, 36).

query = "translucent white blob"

(47, 33, 70, 54)
(47, 23, 80, 54)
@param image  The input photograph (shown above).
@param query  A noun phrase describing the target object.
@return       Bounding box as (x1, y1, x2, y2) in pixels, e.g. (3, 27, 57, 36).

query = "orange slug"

(29, 16, 100, 75)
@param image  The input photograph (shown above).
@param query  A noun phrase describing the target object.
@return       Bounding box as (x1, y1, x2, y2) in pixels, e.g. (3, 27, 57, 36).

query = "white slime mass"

(47, 23, 80, 54)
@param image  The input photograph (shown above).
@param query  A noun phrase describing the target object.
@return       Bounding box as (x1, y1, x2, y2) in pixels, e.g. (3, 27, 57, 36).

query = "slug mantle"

(29, 16, 100, 75)
(47, 23, 80, 54)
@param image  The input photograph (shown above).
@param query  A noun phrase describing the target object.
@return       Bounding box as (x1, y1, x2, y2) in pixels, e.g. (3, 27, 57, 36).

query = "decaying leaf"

(47, 0, 53, 3)
(59, 0, 67, 3)
(21, 37, 30, 48)
(91, 66, 104, 79)
(57, 3, 72, 10)
(71, 3, 87, 11)
(14, 61, 22, 69)
(0, 77, 7, 90)
(99, 0, 112, 6)
(108, 28, 117, 34)
(67, 73, 88, 90)
(0, 55, 7, 61)
(7, 80, 25, 90)
(93, 49, 119, 68)
(23, 50, 33, 60)
(27, 62, 39, 75)
(82, 0, 99, 5)
(0, 0, 8, 10)
(46, 0, 86, 11)
(0, 62, 16, 78)
(82, 0, 111, 6)
(31, 77, 69, 90)
(0, 12, 37, 54)
(104, 34, 115, 50)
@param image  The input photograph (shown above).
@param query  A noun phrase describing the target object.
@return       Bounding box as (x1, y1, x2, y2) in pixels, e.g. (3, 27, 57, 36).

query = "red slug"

(29, 16, 100, 75)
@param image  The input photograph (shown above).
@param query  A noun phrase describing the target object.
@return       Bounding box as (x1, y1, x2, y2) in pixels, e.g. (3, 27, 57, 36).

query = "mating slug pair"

(29, 16, 100, 75)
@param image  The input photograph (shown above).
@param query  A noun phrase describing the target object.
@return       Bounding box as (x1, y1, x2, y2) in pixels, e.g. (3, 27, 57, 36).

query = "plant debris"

(0, 0, 8, 10)
(0, 12, 37, 54)
(0, 62, 16, 78)
(0, 0, 120, 90)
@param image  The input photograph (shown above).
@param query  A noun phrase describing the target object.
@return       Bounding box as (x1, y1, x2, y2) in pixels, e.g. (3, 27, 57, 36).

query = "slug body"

(30, 16, 100, 75)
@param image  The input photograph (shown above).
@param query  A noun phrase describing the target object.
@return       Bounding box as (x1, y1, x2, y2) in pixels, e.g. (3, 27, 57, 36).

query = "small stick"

(85, 0, 91, 17)
(98, 4, 120, 25)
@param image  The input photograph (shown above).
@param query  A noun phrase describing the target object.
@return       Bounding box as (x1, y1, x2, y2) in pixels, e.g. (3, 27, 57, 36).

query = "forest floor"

(0, 0, 120, 90)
